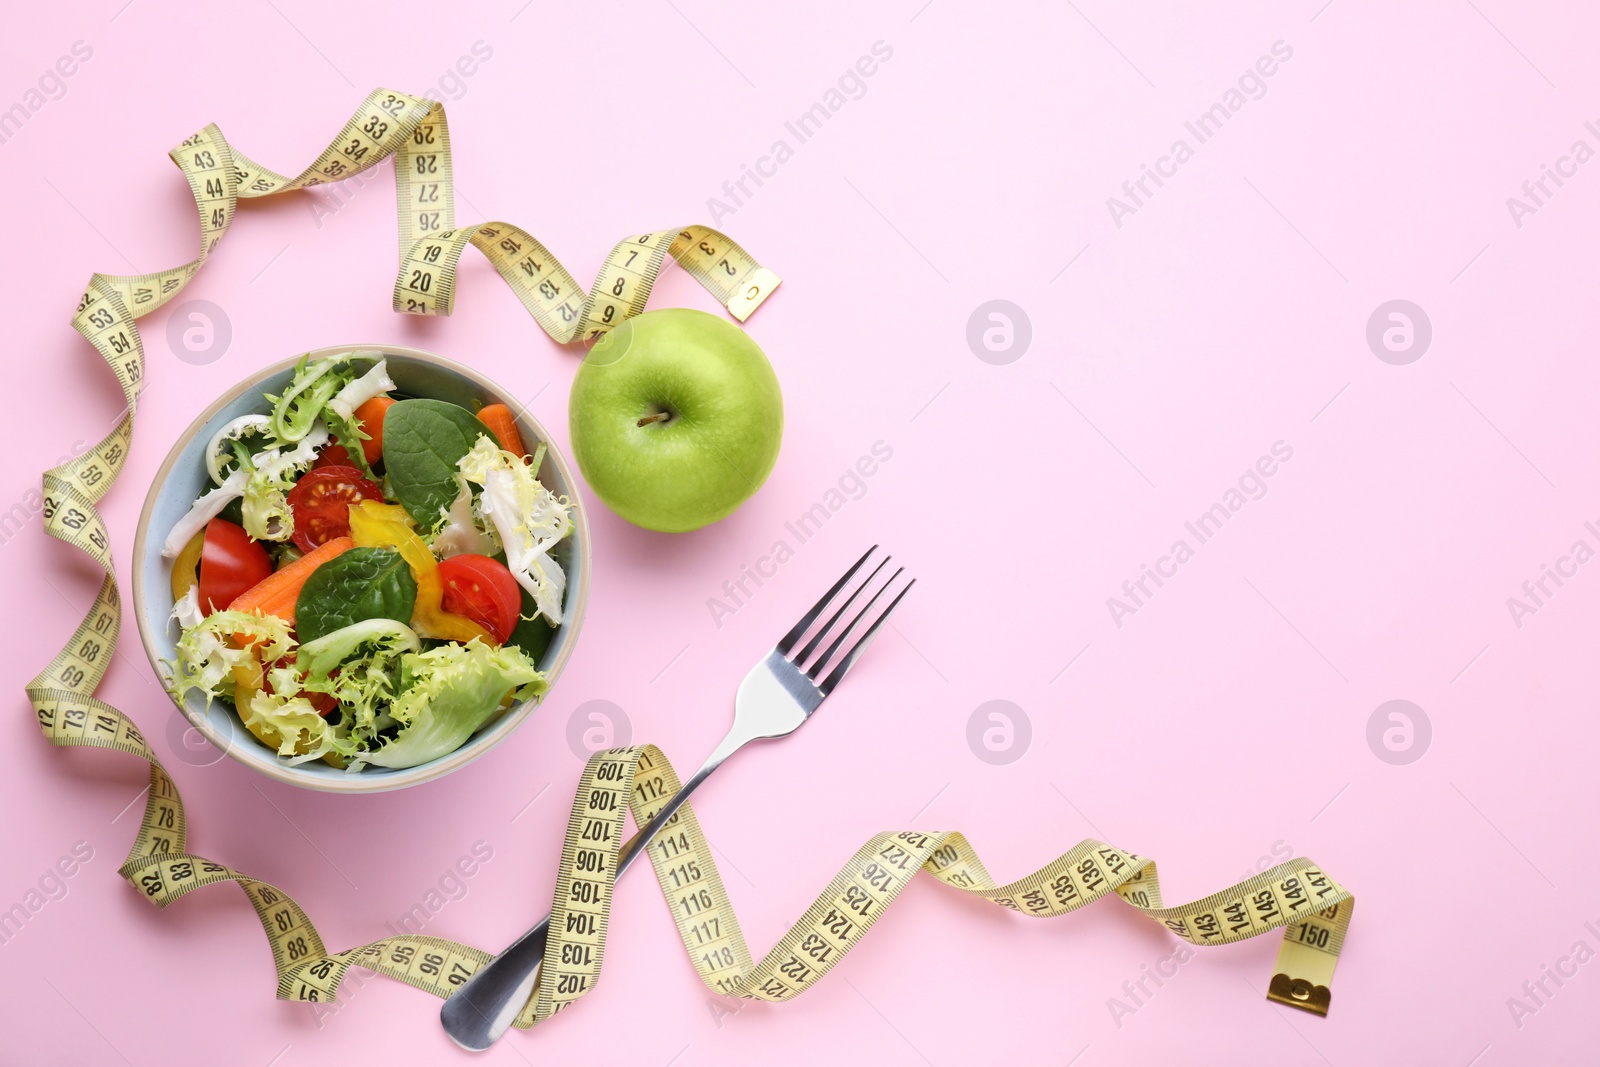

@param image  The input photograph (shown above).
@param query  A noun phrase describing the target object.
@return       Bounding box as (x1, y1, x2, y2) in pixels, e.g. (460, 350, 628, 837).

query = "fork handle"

(440, 738, 742, 1051)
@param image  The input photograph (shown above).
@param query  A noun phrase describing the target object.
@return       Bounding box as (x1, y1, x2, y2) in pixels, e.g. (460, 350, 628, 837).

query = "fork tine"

(776, 546, 879, 655)
(793, 556, 890, 667)
(817, 578, 914, 694)
(807, 566, 904, 680)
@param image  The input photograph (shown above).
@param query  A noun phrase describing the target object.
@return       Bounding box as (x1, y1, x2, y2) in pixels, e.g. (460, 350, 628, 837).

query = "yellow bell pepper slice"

(346, 500, 495, 644)
(230, 661, 276, 749)
(170, 529, 204, 602)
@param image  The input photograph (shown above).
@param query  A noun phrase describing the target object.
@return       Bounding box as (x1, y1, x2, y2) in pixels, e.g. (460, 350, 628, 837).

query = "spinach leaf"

(294, 547, 418, 643)
(218, 495, 245, 527)
(382, 399, 501, 529)
(505, 582, 556, 665)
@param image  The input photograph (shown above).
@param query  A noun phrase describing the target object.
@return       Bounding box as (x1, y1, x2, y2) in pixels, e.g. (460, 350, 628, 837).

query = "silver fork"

(441, 546, 913, 1050)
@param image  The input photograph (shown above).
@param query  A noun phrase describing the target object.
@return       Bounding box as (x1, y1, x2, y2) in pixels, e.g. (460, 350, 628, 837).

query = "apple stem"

(636, 412, 671, 427)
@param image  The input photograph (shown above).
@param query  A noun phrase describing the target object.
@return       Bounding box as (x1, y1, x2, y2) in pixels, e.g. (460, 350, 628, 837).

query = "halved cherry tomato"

(438, 554, 520, 644)
(197, 517, 273, 614)
(353, 395, 395, 467)
(313, 441, 355, 469)
(286, 465, 384, 553)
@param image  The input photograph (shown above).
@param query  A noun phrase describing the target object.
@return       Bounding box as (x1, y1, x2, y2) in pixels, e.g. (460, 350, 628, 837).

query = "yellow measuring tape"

(25, 89, 1352, 1032)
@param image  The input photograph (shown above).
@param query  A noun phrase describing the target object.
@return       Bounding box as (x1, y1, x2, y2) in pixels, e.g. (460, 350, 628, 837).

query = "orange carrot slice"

(353, 395, 395, 467)
(226, 536, 353, 624)
(477, 403, 527, 457)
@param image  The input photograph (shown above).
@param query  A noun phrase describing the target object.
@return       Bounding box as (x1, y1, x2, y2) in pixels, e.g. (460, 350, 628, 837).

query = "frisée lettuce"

(431, 476, 500, 559)
(241, 422, 330, 541)
(243, 690, 360, 765)
(362, 639, 544, 768)
(265, 355, 353, 445)
(297, 619, 419, 739)
(162, 609, 295, 706)
(162, 470, 248, 558)
(456, 436, 572, 624)
(329, 358, 394, 422)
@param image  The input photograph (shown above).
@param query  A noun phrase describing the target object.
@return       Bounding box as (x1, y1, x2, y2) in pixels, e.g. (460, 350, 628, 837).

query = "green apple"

(569, 308, 783, 533)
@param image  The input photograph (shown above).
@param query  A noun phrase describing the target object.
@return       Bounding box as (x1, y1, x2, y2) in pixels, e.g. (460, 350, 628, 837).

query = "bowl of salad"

(131, 346, 591, 792)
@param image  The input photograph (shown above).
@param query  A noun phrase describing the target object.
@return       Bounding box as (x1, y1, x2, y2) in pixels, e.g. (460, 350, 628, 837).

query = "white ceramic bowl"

(131, 346, 590, 793)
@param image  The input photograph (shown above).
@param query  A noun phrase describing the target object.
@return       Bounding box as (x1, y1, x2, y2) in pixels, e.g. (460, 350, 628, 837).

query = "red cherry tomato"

(197, 518, 273, 614)
(285, 465, 384, 553)
(313, 441, 355, 469)
(438, 554, 521, 644)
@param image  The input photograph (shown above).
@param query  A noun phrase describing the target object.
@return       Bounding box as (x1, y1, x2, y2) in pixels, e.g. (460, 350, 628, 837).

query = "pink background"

(3, 0, 1598, 1063)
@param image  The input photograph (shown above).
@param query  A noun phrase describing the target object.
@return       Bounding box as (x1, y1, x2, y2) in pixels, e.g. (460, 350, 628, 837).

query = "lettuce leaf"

(264, 355, 354, 446)
(328, 357, 394, 422)
(204, 414, 271, 485)
(361, 640, 545, 769)
(431, 476, 499, 559)
(162, 470, 248, 558)
(242, 689, 362, 765)
(162, 609, 295, 706)
(456, 436, 572, 624)
(296, 619, 420, 739)
(240, 422, 330, 541)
